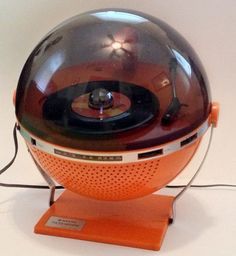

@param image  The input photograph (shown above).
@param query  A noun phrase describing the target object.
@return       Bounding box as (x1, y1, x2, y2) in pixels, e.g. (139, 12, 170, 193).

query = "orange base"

(34, 190, 174, 251)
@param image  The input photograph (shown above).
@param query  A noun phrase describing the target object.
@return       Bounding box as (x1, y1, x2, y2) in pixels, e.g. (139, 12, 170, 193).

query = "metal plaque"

(46, 216, 85, 231)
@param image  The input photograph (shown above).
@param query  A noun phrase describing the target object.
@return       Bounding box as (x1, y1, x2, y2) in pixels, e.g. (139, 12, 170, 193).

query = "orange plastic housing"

(29, 138, 200, 201)
(35, 190, 174, 251)
(211, 102, 220, 127)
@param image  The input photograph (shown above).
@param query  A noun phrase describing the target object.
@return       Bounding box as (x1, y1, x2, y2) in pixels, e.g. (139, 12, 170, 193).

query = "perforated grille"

(30, 147, 161, 200)
(29, 137, 200, 201)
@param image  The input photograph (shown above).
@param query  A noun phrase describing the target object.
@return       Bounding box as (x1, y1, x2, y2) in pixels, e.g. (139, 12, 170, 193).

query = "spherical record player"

(14, 9, 219, 250)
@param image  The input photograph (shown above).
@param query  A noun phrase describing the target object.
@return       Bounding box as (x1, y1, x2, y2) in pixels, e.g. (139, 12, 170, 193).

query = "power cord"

(0, 123, 18, 176)
(0, 124, 64, 190)
(0, 124, 236, 190)
(166, 184, 236, 188)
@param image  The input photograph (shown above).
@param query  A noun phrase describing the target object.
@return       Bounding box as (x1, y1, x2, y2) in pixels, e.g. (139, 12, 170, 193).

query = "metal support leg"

(35, 162, 56, 206)
(169, 125, 214, 223)
(28, 149, 56, 206)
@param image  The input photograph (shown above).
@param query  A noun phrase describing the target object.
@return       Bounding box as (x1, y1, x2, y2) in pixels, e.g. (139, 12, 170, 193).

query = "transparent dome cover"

(16, 9, 211, 151)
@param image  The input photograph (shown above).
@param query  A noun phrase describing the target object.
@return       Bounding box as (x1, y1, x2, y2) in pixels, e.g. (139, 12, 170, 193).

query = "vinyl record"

(42, 81, 159, 135)
(71, 91, 131, 119)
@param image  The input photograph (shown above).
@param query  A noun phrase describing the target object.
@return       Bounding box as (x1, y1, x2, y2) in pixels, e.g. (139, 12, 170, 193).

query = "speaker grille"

(30, 147, 160, 200)
(29, 139, 200, 200)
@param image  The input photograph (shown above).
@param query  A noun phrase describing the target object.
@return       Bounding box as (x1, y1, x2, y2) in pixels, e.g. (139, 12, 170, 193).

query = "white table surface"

(1, 0, 236, 255)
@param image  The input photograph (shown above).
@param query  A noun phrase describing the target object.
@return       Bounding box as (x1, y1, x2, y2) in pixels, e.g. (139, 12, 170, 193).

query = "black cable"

(0, 124, 18, 176)
(0, 182, 64, 189)
(1, 183, 236, 190)
(0, 124, 236, 190)
(0, 123, 63, 190)
(166, 184, 236, 188)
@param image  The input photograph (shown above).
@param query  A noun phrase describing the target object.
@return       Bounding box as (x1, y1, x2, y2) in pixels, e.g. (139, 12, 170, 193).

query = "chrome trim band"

(19, 120, 209, 163)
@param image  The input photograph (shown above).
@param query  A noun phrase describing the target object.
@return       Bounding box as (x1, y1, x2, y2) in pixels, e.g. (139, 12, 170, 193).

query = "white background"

(0, 0, 236, 255)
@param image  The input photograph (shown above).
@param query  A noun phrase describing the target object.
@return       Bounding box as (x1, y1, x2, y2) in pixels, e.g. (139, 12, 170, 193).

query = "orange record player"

(14, 9, 219, 250)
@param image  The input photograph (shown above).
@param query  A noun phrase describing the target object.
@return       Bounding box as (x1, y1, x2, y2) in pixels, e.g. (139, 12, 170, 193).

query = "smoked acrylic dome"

(15, 9, 213, 200)
(15, 9, 211, 152)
